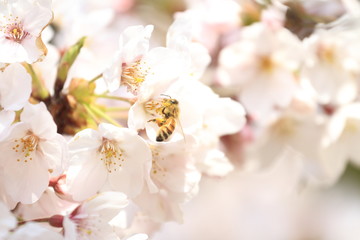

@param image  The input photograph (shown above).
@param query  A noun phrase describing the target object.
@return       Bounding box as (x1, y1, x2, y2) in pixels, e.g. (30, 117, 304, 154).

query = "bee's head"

(170, 99, 178, 105)
(161, 94, 178, 106)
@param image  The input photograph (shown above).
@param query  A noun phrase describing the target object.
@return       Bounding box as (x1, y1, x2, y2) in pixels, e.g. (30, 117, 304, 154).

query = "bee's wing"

(176, 116, 186, 144)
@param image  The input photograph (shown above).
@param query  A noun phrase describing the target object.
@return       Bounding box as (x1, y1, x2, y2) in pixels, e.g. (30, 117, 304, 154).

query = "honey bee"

(145, 95, 181, 142)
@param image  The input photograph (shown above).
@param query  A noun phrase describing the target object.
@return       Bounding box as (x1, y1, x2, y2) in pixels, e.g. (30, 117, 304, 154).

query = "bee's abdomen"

(156, 118, 176, 142)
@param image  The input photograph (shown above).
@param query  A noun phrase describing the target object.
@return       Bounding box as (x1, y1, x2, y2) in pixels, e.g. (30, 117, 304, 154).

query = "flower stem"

(82, 104, 101, 124)
(23, 63, 49, 99)
(18, 217, 50, 226)
(105, 107, 130, 112)
(89, 73, 103, 84)
(85, 104, 122, 127)
(93, 94, 136, 104)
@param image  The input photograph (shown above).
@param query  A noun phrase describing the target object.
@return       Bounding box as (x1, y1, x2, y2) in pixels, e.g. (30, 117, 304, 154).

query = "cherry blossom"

(321, 103, 360, 184)
(63, 192, 128, 240)
(301, 28, 360, 105)
(134, 141, 201, 222)
(0, 0, 53, 63)
(104, 25, 187, 98)
(0, 102, 67, 204)
(66, 123, 152, 201)
(1, 1, 360, 239)
(217, 22, 303, 120)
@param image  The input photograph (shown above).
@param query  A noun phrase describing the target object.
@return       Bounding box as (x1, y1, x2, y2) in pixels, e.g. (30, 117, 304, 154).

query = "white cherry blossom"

(217, 22, 303, 120)
(0, 0, 53, 63)
(134, 141, 201, 222)
(63, 191, 128, 240)
(129, 78, 245, 147)
(321, 103, 360, 184)
(0, 102, 67, 204)
(103, 25, 153, 93)
(166, 11, 211, 80)
(66, 123, 152, 201)
(104, 25, 187, 98)
(301, 28, 360, 105)
(248, 104, 328, 184)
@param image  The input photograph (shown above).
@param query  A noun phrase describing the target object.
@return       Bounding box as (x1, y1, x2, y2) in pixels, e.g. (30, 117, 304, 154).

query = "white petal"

(0, 201, 16, 239)
(66, 151, 108, 201)
(134, 187, 183, 223)
(126, 234, 149, 240)
(68, 128, 102, 152)
(120, 25, 153, 63)
(0, 63, 31, 111)
(138, 47, 187, 100)
(102, 54, 121, 92)
(82, 191, 128, 221)
(20, 102, 57, 139)
(0, 110, 15, 135)
(21, 36, 45, 63)
(39, 135, 67, 176)
(63, 216, 77, 240)
(127, 101, 148, 131)
(22, 4, 53, 36)
(198, 149, 234, 177)
(108, 167, 144, 198)
(106, 127, 152, 198)
(1, 150, 49, 204)
(8, 222, 63, 240)
(0, 38, 28, 63)
(204, 98, 246, 136)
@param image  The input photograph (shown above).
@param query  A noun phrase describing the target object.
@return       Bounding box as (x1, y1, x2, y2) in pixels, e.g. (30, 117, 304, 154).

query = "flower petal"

(2, 150, 49, 204)
(66, 151, 108, 201)
(0, 63, 31, 111)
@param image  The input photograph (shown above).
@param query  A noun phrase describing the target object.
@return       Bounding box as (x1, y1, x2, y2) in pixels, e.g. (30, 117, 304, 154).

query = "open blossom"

(166, 11, 211, 80)
(0, 102, 67, 204)
(134, 141, 201, 222)
(103, 25, 187, 98)
(63, 192, 128, 240)
(301, 28, 360, 105)
(248, 100, 329, 184)
(321, 103, 360, 184)
(0, 0, 53, 63)
(102, 25, 153, 93)
(217, 22, 303, 120)
(129, 77, 245, 148)
(66, 123, 152, 201)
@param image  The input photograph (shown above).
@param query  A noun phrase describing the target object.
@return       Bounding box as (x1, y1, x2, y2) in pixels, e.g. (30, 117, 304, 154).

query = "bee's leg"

(148, 118, 166, 127)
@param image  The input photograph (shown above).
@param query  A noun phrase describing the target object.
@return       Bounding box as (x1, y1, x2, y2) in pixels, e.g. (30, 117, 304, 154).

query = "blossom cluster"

(0, 0, 245, 239)
(1, 0, 360, 239)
